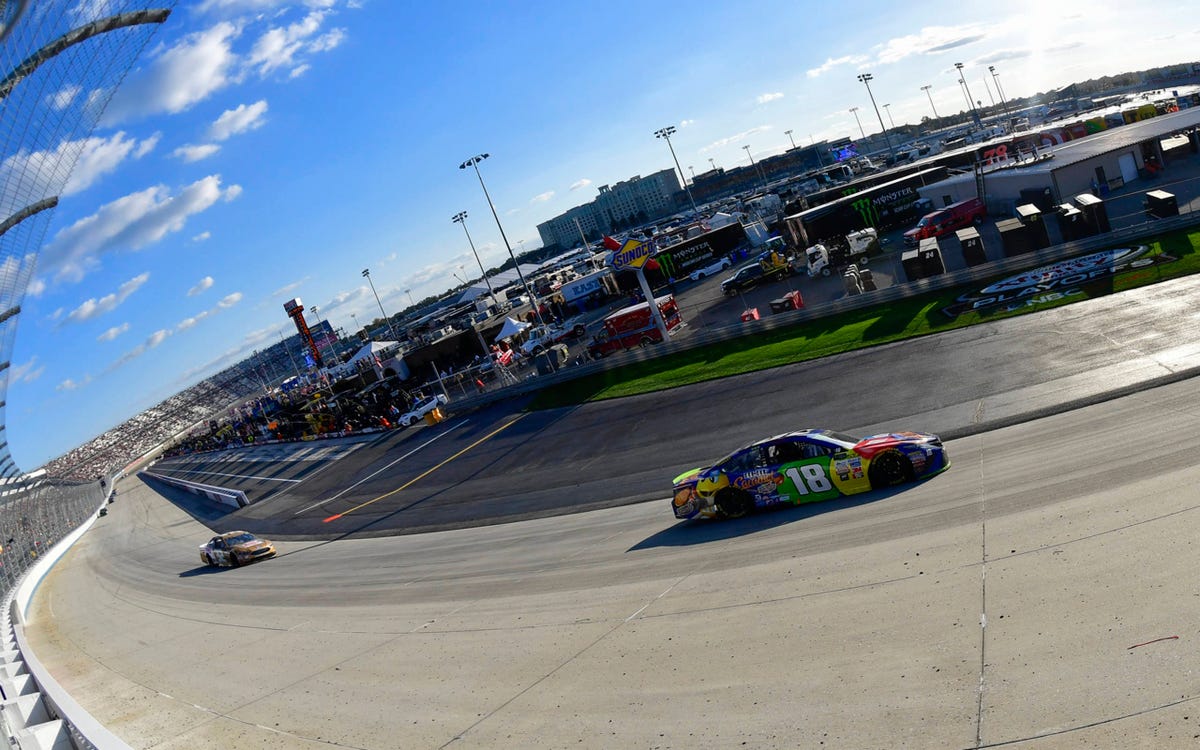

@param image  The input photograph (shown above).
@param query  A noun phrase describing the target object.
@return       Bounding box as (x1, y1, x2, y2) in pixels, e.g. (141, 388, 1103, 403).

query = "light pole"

(989, 65, 1011, 119)
(981, 76, 996, 107)
(957, 78, 973, 111)
(452, 210, 495, 299)
(362, 268, 401, 342)
(955, 62, 980, 122)
(459, 153, 545, 326)
(405, 288, 415, 308)
(883, 103, 895, 129)
(857, 73, 897, 163)
(784, 129, 797, 149)
(655, 126, 699, 215)
(708, 157, 717, 171)
(742, 144, 767, 189)
(688, 165, 695, 180)
(849, 106, 865, 139)
(921, 84, 939, 121)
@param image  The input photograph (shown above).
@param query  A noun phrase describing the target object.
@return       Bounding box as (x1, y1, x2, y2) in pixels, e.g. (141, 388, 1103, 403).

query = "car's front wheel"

(715, 489, 753, 519)
(868, 450, 914, 489)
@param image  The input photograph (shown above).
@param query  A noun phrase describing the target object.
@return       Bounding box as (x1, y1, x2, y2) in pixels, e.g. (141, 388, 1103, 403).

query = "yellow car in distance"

(200, 531, 276, 567)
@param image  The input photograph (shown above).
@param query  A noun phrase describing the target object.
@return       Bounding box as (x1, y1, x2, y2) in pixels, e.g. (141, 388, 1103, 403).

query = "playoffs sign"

(942, 246, 1174, 318)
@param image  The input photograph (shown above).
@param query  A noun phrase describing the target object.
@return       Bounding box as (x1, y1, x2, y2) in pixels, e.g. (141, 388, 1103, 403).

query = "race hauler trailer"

(649, 222, 750, 282)
(782, 166, 949, 249)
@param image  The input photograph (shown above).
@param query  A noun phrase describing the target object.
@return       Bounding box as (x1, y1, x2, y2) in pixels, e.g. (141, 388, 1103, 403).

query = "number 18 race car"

(672, 429, 949, 520)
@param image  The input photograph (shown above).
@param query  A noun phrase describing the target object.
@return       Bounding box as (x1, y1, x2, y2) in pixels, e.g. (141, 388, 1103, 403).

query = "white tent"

(348, 341, 398, 365)
(493, 317, 531, 343)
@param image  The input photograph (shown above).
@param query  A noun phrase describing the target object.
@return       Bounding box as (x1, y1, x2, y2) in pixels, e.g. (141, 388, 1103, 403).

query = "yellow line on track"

(323, 414, 526, 523)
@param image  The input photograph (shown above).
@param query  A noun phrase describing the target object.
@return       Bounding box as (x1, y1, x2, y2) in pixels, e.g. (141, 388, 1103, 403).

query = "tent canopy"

(493, 317, 531, 343)
(348, 341, 398, 364)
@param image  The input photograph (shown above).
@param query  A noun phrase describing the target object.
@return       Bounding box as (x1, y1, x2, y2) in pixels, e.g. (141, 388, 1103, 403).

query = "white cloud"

(679, 119, 695, 128)
(173, 143, 222, 162)
(224, 184, 243, 201)
(47, 84, 81, 110)
(247, 10, 342, 78)
(192, 231, 212, 242)
(10, 356, 44, 384)
(97, 323, 130, 342)
(700, 126, 772, 153)
(104, 22, 241, 124)
(198, 0, 338, 12)
(64, 272, 150, 324)
(39, 175, 242, 285)
(319, 285, 368, 313)
(873, 25, 987, 65)
(188, 276, 214, 296)
(807, 54, 869, 79)
(217, 291, 243, 308)
(531, 191, 554, 203)
(272, 277, 308, 297)
(209, 100, 269, 141)
(757, 92, 784, 104)
(569, 178, 592, 191)
(1, 132, 160, 199)
(56, 376, 92, 392)
(289, 64, 311, 79)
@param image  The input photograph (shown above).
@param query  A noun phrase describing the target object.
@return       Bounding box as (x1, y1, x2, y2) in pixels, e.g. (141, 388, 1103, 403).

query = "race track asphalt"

(146, 272, 1200, 540)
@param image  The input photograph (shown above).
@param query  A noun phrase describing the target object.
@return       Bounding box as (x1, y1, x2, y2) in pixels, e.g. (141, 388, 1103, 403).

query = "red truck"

(587, 295, 683, 358)
(903, 197, 987, 246)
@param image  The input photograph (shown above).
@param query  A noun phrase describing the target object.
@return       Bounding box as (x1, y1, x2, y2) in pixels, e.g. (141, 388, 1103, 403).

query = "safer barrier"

(137, 471, 248, 509)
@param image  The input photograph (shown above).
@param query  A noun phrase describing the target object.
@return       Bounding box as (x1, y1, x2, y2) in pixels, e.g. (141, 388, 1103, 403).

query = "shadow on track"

(629, 485, 910, 551)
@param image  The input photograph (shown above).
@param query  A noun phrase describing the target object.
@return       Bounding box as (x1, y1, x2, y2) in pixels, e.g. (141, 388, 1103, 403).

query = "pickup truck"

(520, 318, 589, 356)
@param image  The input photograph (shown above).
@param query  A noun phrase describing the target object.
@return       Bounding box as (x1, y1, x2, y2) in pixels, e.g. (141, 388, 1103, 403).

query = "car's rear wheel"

(820, 267, 831, 277)
(229, 552, 241, 568)
(869, 450, 914, 489)
(639, 336, 653, 347)
(715, 489, 753, 519)
(572, 324, 586, 337)
(531, 345, 543, 356)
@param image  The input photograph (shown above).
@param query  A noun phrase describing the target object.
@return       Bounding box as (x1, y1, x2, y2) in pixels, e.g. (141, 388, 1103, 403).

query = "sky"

(7, 0, 1199, 469)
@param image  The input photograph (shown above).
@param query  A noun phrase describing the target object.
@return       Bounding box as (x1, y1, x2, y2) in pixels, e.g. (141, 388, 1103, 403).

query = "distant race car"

(671, 429, 949, 520)
(399, 393, 449, 427)
(200, 531, 276, 567)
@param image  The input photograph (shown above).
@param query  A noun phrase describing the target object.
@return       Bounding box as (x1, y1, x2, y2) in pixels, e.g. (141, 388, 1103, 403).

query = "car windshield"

(812, 430, 860, 448)
(225, 533, 258, 546)
(916, 213, 943, 228)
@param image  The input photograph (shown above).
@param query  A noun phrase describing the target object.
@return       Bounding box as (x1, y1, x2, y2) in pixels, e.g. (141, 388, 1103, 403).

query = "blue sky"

(8, 0, 1198, 469)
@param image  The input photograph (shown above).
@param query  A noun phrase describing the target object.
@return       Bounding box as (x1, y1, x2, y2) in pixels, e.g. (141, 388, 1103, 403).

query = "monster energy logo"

(656, 252, 678, 278)
(851, 197, 879, 227)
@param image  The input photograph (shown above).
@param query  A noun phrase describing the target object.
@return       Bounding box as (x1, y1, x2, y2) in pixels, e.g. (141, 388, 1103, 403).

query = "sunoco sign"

(942, 246, 1174, 318)
(610, 238, 653, 270)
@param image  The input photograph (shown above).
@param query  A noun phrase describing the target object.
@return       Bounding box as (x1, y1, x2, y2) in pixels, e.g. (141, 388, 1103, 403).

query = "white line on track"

(293, 418, 471, 516)
(153, 468, 303, 483)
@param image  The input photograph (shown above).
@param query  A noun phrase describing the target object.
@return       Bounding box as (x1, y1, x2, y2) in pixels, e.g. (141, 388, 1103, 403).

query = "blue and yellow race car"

(672, 429, 949, 520)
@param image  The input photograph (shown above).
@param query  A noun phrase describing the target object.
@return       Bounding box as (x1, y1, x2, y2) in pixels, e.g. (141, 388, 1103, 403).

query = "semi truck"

(783, 166, 949, 249)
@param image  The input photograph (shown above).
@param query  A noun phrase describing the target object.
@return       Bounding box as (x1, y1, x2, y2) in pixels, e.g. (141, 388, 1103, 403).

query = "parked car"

(520, 317, 589, 356)
(587, 296, 683, 358)
(688, 257, 732, 282)
(399, 393, 449, 427)
(720, 260, 789, 295)
(903, 197, 986, 246)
